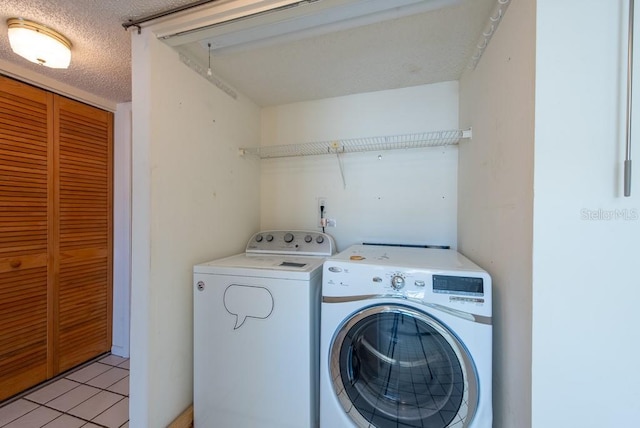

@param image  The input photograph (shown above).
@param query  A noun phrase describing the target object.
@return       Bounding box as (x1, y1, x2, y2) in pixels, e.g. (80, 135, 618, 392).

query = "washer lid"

(194, 252, 325, 279)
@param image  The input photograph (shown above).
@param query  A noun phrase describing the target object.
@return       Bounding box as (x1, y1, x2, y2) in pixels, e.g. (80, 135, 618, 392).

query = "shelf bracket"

(336, 152, 346, 189)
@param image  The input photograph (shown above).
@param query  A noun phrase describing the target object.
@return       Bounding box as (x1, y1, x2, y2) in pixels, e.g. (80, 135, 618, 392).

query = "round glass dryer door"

(330, 304, 478, 428)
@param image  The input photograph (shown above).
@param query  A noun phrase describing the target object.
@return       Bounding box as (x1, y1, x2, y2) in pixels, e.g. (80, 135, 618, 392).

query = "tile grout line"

(85, 371, 130, 427)
(27, 370, 129, 412)
(56, 361, 129, 427)
(85, 395, 128, 428)
(26, 384, 127, 427)
(45, 410, 111, 428)
(0, 355, 129, 428)
(0, 352, 111, 409)
(36, 367, 129, 427)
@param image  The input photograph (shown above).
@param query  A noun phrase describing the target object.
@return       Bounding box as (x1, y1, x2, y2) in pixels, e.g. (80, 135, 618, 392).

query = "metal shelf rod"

(625, 0, 634, 197)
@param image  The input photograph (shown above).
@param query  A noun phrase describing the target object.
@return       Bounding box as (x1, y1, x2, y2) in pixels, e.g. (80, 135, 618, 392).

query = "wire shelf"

(239, 129, 471, 159)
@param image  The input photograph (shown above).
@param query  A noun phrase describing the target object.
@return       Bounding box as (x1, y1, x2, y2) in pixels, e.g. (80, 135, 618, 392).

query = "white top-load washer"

(193, 230, 335, 428)
(320, 245, 492, 428)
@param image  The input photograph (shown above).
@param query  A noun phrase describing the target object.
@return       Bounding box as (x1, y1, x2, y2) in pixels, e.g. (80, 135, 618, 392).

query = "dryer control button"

(415, 280, 425, 287)
(391, 275, 405, 290)
(328, 266, 342, 273)
(373, 277, 382, 283)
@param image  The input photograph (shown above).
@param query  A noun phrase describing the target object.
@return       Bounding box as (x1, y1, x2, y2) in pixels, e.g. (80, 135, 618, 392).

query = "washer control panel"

(326, 268, 432, 296)
(390, 273, 406, 290)
(322, 245, 491, 317)
(324, 265, 488, 312)
(246, 230, 335, 256)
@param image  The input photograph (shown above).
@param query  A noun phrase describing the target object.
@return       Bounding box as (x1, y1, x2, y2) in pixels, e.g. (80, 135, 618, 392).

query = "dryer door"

(329, 304, 478, 428)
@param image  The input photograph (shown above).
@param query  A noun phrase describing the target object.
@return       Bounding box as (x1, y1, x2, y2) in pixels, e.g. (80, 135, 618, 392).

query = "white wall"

(458, 0, 535, 426)
(532, 0, 640, 426)
(112, 102, 132, 357)
(130, 29, 261, 426)
(260, 82, 459, 251)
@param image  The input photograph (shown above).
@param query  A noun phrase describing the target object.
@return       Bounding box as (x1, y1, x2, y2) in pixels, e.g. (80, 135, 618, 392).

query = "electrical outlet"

(326, 218, 336, 227)
(317, 197, 327, 212)
(317, 197, 327, 227)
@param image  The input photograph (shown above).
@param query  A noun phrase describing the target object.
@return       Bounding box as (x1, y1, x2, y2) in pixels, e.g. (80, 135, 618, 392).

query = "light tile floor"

(0, 355, 129, 428)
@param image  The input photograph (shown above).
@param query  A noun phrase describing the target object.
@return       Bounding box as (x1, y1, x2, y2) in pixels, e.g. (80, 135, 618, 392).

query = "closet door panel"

(55, 96, 112, 373)
(0, 76, 53, 401)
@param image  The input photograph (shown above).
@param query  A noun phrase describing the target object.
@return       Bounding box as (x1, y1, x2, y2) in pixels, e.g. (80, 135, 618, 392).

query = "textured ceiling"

(0, 0, 496, 106)
(178, 0, 496, 106)
(0, 0, 197, 103)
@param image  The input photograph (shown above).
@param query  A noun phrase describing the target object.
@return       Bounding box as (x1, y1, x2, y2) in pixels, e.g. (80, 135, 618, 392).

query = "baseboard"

(110, 345, 129, 358)
(168, 404, 193, 428)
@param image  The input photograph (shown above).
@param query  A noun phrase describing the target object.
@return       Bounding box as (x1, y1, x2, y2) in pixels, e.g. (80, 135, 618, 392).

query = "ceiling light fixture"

(6, 18, 72, 69)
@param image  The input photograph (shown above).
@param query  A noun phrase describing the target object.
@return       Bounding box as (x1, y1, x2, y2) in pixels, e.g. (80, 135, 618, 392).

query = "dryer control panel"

(246, 230, 335, 256)
(322, 245, 492, 318)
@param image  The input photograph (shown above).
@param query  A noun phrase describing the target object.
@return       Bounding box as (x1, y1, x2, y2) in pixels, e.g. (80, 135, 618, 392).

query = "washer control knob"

(304, 235, 313, 243)
(255, 234, 263, 242)
(316, 235, 325, 244)
(391, 275, 405, 290)
(265, 234, 274, 242)
(284, 233, 294, 243)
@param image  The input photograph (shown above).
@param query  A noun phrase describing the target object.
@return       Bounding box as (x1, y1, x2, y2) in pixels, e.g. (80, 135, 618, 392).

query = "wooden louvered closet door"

(0, 76, 112, 401)
(0, 76, 53, 401)
(54, 96, 112, 373)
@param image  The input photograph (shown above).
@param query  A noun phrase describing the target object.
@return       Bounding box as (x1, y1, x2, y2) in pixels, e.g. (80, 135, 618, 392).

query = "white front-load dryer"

(320, 245, 492, 428)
